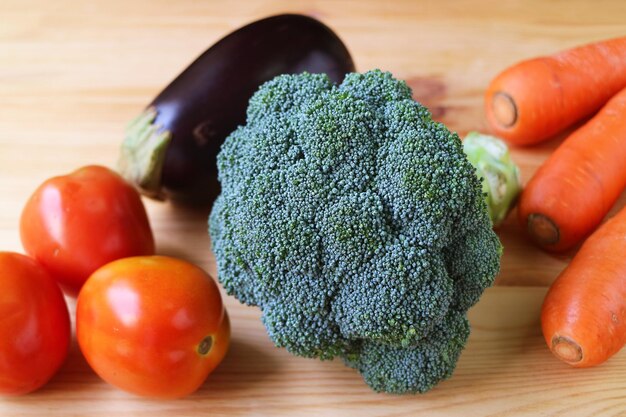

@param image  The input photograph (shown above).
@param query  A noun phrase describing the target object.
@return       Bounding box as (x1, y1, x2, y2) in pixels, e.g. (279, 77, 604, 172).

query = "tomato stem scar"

(197, 336, 213, 356)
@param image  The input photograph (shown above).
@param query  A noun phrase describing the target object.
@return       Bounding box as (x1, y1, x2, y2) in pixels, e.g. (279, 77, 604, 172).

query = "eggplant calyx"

(117, 107, 171, 200)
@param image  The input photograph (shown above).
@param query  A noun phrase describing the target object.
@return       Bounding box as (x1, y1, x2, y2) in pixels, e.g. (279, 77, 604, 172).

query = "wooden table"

(1, 1, 625, 415)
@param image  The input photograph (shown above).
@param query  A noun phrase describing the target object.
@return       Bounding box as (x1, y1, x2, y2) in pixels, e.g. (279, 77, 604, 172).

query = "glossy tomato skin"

(76, 256, 230, 399)
(0, 252, 71, 396)
(20, 165, 155, 295)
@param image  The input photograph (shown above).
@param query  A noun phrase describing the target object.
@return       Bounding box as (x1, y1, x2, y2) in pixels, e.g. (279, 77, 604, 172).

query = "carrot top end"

(492, 92, 518, 129)
(528, 213, 560, 246)
(551, 335, 583, 365)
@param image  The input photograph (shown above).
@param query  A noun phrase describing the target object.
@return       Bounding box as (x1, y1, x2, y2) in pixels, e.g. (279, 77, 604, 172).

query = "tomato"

(20, 165, 155, 295)
(0, 252, 71, 396)
(76, 256, 230, 398)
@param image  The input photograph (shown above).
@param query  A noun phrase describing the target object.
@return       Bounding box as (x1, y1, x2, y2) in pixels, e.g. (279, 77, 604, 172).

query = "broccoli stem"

(463, 132, 522, 227)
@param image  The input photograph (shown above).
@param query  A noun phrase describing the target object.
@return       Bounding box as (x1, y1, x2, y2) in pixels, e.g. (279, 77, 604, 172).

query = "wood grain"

(1, 0, 626, 415)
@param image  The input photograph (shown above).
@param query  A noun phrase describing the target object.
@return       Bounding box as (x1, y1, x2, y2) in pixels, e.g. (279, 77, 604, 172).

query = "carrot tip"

(551, 335, 583, 364)
(491, 91, 517, 128)
(527, 213, 560, 246)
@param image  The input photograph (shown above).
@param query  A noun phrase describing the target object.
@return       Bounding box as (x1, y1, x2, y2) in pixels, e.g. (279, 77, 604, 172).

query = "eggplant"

(118, 14, 355, 204)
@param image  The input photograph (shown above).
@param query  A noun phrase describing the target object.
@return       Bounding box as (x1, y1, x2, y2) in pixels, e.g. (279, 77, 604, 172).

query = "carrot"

(518, 86, 626, 252)
(541, 205, 626, 367)
(484, 36, 626, 145)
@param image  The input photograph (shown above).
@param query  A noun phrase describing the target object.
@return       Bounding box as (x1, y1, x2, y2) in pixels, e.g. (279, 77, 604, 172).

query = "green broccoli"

(209, 70, 502, 394)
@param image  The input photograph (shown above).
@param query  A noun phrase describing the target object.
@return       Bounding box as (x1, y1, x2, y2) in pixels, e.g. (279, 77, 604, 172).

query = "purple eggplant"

(118, 14, 355, 204)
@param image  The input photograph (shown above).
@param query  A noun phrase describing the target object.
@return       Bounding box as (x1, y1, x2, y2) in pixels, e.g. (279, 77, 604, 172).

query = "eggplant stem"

(117, 108, 171, 200)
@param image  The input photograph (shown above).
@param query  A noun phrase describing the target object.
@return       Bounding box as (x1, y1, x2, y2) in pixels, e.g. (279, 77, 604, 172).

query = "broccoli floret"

(209, 70, 502, 394)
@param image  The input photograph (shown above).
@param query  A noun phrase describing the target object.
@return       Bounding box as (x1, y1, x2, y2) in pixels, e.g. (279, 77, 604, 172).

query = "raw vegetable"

(518, 86, 626, 252)
(541, 205, 626, 367)
(76, 256, 230, 399)
(463, 132, 521, 227)
(118, 14, 355, 204)
(484, 36, 626, 145)
(20, 165, 155, 294)
(0, 252, 70, 396)
(209, 70, 502, 394)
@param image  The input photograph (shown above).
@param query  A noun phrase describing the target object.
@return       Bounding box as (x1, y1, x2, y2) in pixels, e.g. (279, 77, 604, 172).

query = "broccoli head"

(209, 70, 502, 394)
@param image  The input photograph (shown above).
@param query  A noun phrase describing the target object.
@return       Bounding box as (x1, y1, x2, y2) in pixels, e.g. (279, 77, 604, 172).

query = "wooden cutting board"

(1, 1, 625, 415)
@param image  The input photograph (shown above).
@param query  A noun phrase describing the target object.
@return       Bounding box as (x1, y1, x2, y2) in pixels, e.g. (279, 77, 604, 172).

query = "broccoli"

(209, 70, 502, 394)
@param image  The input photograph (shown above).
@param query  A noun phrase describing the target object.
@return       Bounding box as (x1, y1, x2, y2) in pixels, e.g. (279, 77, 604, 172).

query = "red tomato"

(76, 256, 230, 398)
(20, 165, 155, 295)
(0, 252, 71, 396)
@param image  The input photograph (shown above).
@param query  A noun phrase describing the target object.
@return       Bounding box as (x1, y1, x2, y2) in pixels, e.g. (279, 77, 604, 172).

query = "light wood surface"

(1, 0, 625, 415)
(3, 287, 625, 417)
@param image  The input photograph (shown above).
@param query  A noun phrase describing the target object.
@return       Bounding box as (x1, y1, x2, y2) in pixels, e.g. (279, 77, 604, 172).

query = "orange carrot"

(518, 86, 626, 252)
(485, 36, 626, 145)
(541, 205, 626, 367)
